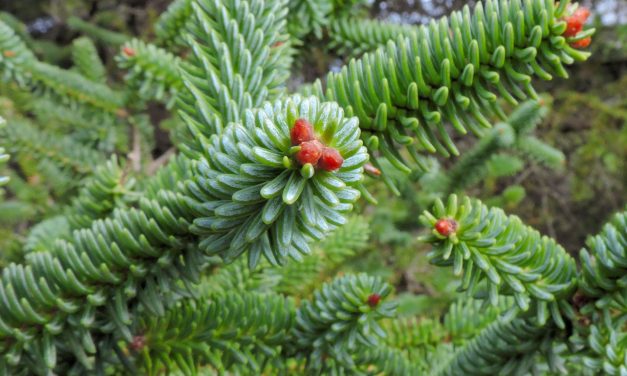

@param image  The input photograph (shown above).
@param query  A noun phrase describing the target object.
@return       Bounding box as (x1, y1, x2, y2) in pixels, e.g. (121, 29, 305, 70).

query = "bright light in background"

(376, 0, 626, 26)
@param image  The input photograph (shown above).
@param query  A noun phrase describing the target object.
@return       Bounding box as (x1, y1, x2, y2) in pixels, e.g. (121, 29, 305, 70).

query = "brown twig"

(148, 147, 176, 175)
(128, 124, 141, 173)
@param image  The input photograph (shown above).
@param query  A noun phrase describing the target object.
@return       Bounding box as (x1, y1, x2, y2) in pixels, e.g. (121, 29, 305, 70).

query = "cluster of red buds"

(3, 50, 15, 58)
(563, 6, 591, 49)
(291, 118, 343, 171)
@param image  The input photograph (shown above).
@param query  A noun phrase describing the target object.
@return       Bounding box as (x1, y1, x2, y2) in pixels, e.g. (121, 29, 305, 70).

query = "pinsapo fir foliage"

(0, 0, 622, 375)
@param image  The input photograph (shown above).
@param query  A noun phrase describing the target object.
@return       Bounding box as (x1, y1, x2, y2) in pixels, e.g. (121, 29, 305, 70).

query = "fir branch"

(0, 115, 8, 187)
(154, 0, 193, 47)
(197, 257, 280, 298)
(287, 0, 333, 39)
(315, 0, 593, 184)
(71, 37, 106, 83)
(442, 122, 516, 195)
(438, 317, 563, 376)
(67, 157, 136, 230)
(67, 16, 130, 46)
(272, 215, 371, 295)
(0, 117, 106, 176)
(24, 216, 70, 253)
(329, 16, 417, 58)
(188, 95, 368, 267)
(443, 297, 514, 344)
(27, 61, 125, 114)
(579, 210, 626, 305)
(382, 316, 445, 349)
(0, 185, 201, 373)
(574, 210, 627, 375)
(419, 194, 578, 327)
(579, 293, 627, 375)
(434, 100, 562, 196)
(177, 0, 292, 155)
(134, 292, 294, 375)
(292, 273, 396, 372)
(116, 39, 185, 107)
(0, 95, 365, 373)
(0, 20, 35, 87)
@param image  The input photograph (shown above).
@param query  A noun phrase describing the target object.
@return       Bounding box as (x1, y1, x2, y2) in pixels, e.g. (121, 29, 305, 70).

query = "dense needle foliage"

(0, 0, 624, 375)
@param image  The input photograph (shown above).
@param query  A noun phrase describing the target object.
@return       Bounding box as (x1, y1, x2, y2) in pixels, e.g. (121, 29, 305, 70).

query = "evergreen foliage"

(0, 19, 35, 85)
(116, 39, 184, 107)
(1, 117, 106, 176)
(0, 0, 622, 375)
(71, 37, 107, 83)
(420, 194, 578, 324)
(67, 157, 136, 230)
(177, 0, 292, 155)
(317, 0, 593, 187)
(429, 99, 564, 197)
(329, 16, 417, 58)
(292, 273, 395, 372)
(155, 0, 193, 47)
(0, 116, 8, 188)
(188, 95, 368, 267)
(66, 16, 130, 46)
(135, 292, 294, 374)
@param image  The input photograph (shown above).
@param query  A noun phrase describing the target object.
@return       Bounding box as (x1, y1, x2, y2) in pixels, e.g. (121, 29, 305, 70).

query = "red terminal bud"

(367, 293, 381, 307)
(3, 50, 15, 58)
(563, 7, 590, 37)
(571, 37, 591, 49)
(364, 163, 381, 176)
(290, 118, 315, 145)
(130, 335, 146, 352)
(295, 140, 323, 166)
(435, 218, 458, 236)
(122, 46, 136, 57)
(318, 147, 343, 171)
(272, 41, 284, 48)
(574, 7, 591, 22)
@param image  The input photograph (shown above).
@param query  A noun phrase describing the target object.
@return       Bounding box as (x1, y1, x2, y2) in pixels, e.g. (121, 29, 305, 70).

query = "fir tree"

(0, 1, 623, 375)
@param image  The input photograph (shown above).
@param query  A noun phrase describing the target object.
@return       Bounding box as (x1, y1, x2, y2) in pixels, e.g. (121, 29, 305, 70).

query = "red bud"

(563, 7, 590, 37)
(571, 37, 591, 49)
(122, 46, 136, 57)
(291, 118, 315, 145)
(435, 218, 458, 236)
(295, 140, 323, 166)
(367, 293, 381, 307)
(318, 147, 343, 171)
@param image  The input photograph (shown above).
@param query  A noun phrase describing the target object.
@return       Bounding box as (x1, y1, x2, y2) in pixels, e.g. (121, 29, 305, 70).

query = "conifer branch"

(0, 116, 8, 188)
(329, 16, 417, 58)
(67, 16, 130, 46)
(67, 157, 136, 230)
(71, 37, 107, 83)
(155, 0, 193, 47)
(177, 0, 292, 156)
(316, 0, 593, 187)
(116, 39, 184, 107)
(0, 1, 608, 374)
(419, 194, 578, 327)
(188, 95, 368, 267)
(0, 117, 106, 176)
